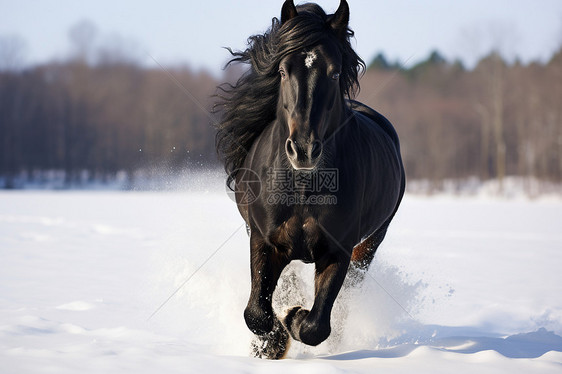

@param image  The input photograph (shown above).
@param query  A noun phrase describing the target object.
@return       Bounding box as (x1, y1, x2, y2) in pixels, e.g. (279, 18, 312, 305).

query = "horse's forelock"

(275, 4, 363, 97)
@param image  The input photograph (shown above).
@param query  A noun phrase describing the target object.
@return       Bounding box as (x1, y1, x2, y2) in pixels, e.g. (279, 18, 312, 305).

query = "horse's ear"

(281, 0, 298, 25)
(329, 0, 350, 37)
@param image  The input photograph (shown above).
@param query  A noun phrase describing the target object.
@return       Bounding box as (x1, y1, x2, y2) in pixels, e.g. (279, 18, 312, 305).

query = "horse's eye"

(279, 69, 287, 79)
(331, 72, 340, 80)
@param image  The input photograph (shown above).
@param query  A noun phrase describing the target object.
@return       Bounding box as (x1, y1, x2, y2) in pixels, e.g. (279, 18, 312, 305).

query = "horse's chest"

(267, 215, 321, 262)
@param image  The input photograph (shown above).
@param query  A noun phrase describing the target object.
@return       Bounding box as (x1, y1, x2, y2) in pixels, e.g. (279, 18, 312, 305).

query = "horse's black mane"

(214, 3, 365, 186)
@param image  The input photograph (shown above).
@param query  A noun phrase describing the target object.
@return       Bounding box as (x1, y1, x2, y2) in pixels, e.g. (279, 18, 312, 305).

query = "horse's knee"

(244, 304, 274, 335)
(284, 306, 330, 346)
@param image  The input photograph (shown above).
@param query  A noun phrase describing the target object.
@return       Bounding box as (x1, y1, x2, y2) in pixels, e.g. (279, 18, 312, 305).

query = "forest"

(1, 39, 561, 190)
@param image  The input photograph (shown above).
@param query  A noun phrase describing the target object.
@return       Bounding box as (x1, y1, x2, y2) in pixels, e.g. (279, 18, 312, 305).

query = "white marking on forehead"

(304, 51, 317, 69)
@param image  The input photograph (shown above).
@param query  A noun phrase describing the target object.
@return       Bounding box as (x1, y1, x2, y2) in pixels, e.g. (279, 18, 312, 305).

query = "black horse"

(215, 0, 405, 359)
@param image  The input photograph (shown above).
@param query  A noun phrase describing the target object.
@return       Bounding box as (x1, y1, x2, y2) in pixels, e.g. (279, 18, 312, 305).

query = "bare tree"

(68, 20, 97, 63)
(0, 35, 26, 71)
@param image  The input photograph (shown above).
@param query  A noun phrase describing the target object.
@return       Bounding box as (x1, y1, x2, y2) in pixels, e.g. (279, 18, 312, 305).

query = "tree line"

(0, 45, 561, 189)
(0, 59, 219, 187)
(359, 49, 562, 190)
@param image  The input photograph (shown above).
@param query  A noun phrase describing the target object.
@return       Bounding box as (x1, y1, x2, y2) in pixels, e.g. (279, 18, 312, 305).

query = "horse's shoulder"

(346, 100, 399, 146)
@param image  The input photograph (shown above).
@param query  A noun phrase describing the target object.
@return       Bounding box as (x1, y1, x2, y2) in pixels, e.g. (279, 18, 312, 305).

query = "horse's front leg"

(284, 252, 350, 346)
(245, 231, 291, 359)
(244, 231, 289, 335)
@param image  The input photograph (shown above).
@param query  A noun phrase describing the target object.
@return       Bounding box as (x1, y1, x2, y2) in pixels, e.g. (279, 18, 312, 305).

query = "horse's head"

(277, 0, 351, 171)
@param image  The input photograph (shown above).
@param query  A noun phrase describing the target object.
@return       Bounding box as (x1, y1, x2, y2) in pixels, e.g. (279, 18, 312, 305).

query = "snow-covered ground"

(1, 185, 561, 373)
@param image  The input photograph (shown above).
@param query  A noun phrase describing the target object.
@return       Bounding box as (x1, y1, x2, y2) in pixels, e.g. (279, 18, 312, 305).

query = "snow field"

(1, 189, 561, 373)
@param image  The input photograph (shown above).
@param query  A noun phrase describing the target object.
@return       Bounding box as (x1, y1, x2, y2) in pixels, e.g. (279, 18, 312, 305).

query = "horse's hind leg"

(347, 224, 389, 286)
(244, 231, 291, 359)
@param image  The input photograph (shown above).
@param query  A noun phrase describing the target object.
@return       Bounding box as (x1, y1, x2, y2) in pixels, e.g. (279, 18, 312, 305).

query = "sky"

(1, 0, 562, 75)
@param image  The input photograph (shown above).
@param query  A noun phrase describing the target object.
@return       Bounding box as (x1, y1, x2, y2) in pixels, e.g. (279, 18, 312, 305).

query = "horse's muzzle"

(285, 138, 322, 170)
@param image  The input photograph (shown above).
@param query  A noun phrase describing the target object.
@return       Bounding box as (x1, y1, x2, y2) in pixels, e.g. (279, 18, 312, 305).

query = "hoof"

(283, 306, 309, 342)
(283, 306, 330, 346)
(244, 305, 274, 336)
(250, 318, 290, 360)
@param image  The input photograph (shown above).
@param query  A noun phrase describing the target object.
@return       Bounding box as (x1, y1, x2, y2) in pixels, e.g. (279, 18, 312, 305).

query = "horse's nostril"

(311, 141, 322, 160)
(286, 139, 296, 158)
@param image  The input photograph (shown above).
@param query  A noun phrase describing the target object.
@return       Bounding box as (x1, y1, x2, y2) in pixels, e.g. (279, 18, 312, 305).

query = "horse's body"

(216, 0, 405, 359)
